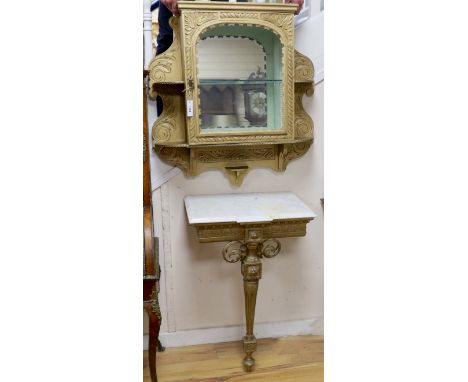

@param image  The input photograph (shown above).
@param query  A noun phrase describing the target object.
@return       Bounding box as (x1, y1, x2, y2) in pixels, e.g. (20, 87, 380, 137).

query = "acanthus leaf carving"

(197, 147, 275, 163)
(260, 13, 294, 42)
(148, 17, 183, 89)
(151, 94, 176, 143)
(280, 141, 312, 169)
(149, 3, 313, 186)
(155, 146, 190, 173)
(294, 83, 314, 140)
(294, 49, 315, 82)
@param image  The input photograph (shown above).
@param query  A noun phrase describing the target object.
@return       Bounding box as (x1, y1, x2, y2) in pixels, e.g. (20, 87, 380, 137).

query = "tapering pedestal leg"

(221, 235, 281, 372)
(241, 242, 262, 371)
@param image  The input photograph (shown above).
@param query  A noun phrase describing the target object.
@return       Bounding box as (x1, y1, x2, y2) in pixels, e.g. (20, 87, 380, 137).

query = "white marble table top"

(184, 192, 317, 225)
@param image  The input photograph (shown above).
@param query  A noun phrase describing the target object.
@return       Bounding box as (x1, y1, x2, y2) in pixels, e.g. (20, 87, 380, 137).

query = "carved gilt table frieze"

(184, 192, 316, 371)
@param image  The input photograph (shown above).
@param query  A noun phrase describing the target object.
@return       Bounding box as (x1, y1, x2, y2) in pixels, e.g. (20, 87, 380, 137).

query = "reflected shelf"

(199, 79, 282, 85)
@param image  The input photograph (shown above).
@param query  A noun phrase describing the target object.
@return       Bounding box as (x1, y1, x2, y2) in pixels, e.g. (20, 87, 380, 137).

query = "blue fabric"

(156, 3, 174, 55)
(150, 1, 159, 11)
(155, 2, 174, 115)
(156, 2, 173, 117)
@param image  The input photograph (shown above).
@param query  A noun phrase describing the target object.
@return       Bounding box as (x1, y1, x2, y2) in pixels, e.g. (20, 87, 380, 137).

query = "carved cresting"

(149, 2, 316, 186)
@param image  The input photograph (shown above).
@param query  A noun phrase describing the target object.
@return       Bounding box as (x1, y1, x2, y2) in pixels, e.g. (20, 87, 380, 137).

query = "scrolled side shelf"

(150, 82, 185, 98)
(146, 16, 316, 187)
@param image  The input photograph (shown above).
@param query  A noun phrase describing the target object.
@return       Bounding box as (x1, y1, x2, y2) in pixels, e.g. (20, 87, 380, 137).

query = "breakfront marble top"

(184, 192, 317, 225)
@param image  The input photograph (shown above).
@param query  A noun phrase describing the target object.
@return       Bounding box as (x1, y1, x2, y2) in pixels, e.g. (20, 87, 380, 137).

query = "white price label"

(187, 100, 193, 117)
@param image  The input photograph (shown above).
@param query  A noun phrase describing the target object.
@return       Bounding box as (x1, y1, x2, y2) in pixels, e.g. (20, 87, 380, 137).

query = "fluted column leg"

(221, 234, 281, 372)
(241, 242, 262, 371)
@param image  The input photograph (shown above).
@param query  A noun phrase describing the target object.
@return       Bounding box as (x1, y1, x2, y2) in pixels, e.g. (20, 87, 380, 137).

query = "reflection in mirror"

(196, 25, 283, 133)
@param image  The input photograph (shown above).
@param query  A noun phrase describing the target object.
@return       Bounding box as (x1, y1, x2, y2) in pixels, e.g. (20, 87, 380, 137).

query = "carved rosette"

(222, 241, 247, 263)
(242, 260, 262, 281)
(221, 239, 282, 264)
(258, 238, 281, 258)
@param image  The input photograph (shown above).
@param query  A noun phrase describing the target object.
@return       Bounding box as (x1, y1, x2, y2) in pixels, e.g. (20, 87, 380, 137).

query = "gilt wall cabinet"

(148, 0, 315, 186)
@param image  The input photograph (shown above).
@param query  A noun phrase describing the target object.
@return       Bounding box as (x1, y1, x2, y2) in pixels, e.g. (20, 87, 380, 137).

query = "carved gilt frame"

(148, 1, 315, 186)
(179, 4, 295, 145)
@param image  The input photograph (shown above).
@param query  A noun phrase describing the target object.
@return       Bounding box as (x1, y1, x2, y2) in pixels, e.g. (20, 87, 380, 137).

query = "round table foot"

(243, 356, 255, 372)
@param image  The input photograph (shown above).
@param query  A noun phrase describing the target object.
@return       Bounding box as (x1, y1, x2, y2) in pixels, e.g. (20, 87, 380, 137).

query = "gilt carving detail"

(294, 83, 314, 140)
(155, 146, 190, 173)
(197, 147, 275, 162)
(149, 3, 314, 186)
(294, 49, 315, 82)
(148, 17, 183, 90)
(152, 94, 177, 143)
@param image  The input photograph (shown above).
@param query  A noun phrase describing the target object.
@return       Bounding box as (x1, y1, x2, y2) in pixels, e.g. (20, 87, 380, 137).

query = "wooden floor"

(143, 335, 324, 382)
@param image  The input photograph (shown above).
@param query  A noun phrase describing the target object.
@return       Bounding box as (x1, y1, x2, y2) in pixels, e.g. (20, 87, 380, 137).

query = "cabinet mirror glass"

(196, 25, 283, 133)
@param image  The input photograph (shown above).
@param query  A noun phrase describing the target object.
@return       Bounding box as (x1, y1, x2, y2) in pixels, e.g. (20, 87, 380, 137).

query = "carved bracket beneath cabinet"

(154, 140, 312, 186)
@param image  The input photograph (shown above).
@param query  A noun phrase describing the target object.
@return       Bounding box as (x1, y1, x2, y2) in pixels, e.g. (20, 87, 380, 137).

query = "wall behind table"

(144, 2, 324, 348)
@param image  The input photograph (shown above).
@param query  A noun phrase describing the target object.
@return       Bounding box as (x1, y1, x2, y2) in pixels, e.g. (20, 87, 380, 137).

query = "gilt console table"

(184, 191, 317, 371)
